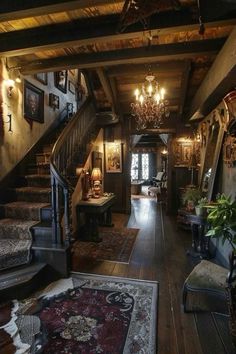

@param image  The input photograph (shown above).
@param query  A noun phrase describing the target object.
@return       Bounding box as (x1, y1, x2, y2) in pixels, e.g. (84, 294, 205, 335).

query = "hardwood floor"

(72, 197, 204, 354)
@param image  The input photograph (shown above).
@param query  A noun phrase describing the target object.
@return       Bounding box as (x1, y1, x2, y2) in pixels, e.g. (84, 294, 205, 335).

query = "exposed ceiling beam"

(189, 27, 236, 120)
(0, 1, 123, 21)
(0, 10, 234, 57)
(96, 67, 118, 115)
(20, 38, 226, 74)
(107, 61, 187, 77)
(178, 59, 191, 116)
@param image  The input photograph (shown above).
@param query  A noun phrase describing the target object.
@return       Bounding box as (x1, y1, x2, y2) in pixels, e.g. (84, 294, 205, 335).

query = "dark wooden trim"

(20, 38, 226, 74)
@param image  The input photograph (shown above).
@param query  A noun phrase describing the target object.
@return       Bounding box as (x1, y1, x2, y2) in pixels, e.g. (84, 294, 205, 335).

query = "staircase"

(0, 98, 98, 299)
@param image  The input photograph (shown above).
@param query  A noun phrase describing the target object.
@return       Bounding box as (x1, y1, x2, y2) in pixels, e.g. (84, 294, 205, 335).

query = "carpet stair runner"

(0, 146, 52, 271)
(0, 140, 64, 298)
(0, 114, 100, 295)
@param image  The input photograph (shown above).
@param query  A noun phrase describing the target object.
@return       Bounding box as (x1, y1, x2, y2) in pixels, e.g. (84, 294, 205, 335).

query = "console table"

(76, 195, 116, 242)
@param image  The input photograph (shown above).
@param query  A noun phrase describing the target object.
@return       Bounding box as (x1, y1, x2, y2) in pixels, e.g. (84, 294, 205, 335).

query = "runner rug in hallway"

(3, 274, 158, 353)
(72, 227, 139, 263)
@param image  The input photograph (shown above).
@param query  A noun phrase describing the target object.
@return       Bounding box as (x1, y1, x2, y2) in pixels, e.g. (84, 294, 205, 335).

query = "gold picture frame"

(105, 143, 122, 173)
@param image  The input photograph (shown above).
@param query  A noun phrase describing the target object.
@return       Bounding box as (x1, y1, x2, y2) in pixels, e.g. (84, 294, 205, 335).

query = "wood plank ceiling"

(1, 0, 236, 131)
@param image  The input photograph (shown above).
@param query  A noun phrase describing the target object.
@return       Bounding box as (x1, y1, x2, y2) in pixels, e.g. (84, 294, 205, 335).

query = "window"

(131, 153, 149, 181)
(131, 154, 138, 180)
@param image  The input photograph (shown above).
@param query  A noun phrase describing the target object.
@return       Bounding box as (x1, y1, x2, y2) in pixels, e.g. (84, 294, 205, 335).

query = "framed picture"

(92, 151, 103, 171)
(173, 141, 193, 167)
(223, 135, 236, 166)
(34, 72, 48, 85)
(67, 102, 73, 117)
(24, 80, 44, 123)
(105, 143, 122, 173)
(69, 81, 75, 94)
(49, 93, 59, 110)
(54, 70, 68, 93)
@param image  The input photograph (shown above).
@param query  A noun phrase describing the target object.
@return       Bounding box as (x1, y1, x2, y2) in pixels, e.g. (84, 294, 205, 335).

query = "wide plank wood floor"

(72, 197, 204, 354)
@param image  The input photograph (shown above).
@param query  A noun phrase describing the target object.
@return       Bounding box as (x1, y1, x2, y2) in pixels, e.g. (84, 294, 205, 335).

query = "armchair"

(152, 171, 166, 188)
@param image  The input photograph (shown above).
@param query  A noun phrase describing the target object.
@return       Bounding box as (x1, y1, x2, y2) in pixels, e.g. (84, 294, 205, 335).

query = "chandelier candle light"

(131, 74, 170, 130)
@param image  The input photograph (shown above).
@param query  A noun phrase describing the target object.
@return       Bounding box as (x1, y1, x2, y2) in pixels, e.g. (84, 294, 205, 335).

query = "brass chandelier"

(131, 73, 170, 130)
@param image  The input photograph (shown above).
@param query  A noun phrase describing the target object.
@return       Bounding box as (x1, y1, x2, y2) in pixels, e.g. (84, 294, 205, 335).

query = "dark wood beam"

(20, 38, 226, 74)
(96, 67, 118, 115)
(0, 10, 234, 57)
(178, 59, 191, 116)
(0, 1, 123, 21)
(189, 27, 236, 120)
(107, 61, 187, 77)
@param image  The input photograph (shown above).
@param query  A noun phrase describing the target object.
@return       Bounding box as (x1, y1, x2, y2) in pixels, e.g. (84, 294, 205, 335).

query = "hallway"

(72, 198, 203, 354)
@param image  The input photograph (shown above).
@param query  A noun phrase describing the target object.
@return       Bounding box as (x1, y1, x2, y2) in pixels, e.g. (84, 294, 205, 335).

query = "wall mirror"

(200, 112, 225, 200)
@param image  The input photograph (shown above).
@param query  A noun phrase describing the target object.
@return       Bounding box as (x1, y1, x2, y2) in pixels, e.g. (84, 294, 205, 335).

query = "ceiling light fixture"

(130, 73, 170, 130)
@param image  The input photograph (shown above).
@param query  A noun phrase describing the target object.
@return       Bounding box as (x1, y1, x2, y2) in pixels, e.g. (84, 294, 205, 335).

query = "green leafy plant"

(196, 197, 208, 207)
(206, 194, 236, 252)
(182, 188, 202, 205)
(195, 197, 208, 216)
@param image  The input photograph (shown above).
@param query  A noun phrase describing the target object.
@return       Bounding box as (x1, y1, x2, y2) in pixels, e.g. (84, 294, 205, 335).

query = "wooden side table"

(76, 195, 116, 242)
(177, 208, 192, 231)
(185, 213, 210, 259)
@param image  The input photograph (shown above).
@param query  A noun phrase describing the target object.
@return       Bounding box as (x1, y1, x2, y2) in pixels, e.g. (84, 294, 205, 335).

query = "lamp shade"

(91, 167, 102, 181)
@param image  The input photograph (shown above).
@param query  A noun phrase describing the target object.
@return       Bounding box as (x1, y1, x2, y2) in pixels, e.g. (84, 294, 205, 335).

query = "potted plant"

(206, 194, 236, 252)
(195, 197, 208, 216)
(205, 193, 236, 345)
(182, 188, 202, 212)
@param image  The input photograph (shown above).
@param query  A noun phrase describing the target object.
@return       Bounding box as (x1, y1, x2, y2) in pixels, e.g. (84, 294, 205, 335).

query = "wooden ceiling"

(1, 0, 236, 128)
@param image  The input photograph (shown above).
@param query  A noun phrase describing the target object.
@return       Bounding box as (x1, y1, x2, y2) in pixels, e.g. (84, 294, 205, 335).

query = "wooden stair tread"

(32, 220, 51, 229)
(0, 262, 46, 290)
(32, 243, 70, 251)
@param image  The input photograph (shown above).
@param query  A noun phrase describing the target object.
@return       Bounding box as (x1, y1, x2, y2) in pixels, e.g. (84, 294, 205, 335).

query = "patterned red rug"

(14, 273, 158, 354)
(72, 227, 139, 263)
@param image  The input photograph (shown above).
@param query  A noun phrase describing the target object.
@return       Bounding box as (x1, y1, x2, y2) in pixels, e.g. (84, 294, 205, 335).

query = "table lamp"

(91, 167, 102, 198)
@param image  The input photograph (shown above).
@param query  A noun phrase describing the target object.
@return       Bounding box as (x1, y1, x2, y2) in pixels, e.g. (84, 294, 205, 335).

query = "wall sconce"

(4, 113, 13, 132)
(161, 147, 168, 155)
(5, 79, 15, 98)
(91, 168, 102, 198)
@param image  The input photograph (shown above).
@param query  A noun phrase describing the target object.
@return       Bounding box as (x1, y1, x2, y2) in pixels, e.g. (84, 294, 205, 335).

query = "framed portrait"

(223, 135, 236, 166)
(54, 70, 68, 93)
(34, 72, 48, 85)
(49, 93, 59, 110)
(67, 102, 73, 117)
(105, 143, 122, 173)
(92, 151, 103, 171)
(69, 81, 75, 94)
(173, 141, 193, 167)
(24, 80, 44, 123)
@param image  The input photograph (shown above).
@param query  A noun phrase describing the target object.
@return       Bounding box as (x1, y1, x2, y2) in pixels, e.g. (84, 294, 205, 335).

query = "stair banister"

(50, 97, 96, 245)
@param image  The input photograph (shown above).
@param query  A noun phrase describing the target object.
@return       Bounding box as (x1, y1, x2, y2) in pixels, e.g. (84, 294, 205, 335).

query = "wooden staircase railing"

(50, 98, 96, 245)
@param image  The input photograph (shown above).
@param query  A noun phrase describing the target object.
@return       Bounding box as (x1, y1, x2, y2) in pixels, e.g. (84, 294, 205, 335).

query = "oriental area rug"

(3, 273, 158, 354)
(72, 228, 139, 263)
